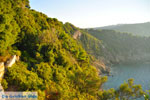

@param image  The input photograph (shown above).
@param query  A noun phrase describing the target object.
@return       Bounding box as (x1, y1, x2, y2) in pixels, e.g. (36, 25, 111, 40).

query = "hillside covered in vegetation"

(0, 0, 108, 99)
(0, 0, 150, 100)
(64, 25, 150, 65)
(97, 22, 150, 37)
(86, 29, 150, 64)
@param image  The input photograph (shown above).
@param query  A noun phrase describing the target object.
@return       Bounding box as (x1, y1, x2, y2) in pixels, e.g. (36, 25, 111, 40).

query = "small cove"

(103, 63, 150, 90)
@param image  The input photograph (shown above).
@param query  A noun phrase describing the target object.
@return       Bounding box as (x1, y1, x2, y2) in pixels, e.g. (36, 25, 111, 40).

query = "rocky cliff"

(0, 62, 4, 82)
(73, 30, 82, 39)
(0, 55, 19, 92)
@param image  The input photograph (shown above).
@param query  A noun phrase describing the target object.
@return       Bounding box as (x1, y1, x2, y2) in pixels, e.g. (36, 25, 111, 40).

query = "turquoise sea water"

(103, 63, 150, 90)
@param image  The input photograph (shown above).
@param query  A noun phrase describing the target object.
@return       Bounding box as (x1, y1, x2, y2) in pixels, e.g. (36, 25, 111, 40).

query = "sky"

(30, 0, 150, 28)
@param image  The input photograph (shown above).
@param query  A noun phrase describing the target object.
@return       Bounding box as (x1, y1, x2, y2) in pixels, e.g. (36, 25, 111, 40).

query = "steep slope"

(87, 29, 150, 64)
(63, 23, 110, 74)
(0, 0, 148, 100)
(0, 0, 107, 100)
(63, 23, 150, 64)
(96, 22, 150, 36)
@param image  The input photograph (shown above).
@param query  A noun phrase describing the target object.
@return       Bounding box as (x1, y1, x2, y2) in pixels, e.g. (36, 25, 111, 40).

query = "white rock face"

(5, 55, 19, 68)
(73, 30, 82, 39)
(0, 62, 4, 69)
(0, 62, 4, 82)
(0, 56, 19, 93)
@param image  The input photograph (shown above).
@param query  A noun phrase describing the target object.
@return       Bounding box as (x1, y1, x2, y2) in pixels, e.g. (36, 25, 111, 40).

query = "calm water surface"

(103, 63, 150, 90)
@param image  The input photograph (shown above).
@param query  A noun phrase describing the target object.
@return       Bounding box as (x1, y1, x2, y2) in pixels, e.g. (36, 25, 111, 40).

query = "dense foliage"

(0, 0, 105, 99)
(0, 0, 149, 100)
(86, 29, 150, 64)
(63, 23, 104, 60)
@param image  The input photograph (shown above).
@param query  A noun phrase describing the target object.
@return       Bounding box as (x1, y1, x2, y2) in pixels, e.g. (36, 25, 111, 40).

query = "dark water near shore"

(103, 63, 150, 90)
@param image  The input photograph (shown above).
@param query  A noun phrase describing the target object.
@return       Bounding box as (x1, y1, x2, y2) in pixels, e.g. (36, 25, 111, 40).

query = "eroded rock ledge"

(0, 55, 19, 92)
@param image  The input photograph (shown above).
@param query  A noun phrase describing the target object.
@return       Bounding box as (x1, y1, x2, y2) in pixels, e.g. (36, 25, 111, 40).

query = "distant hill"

(64, 22, 150, 64)
(86, 29, 150, 64)
(96, 22, 150, 37)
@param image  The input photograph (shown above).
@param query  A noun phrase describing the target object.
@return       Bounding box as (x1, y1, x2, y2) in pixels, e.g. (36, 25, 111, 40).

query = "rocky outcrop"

(0, 62, 4, 82)
(73, 30, 82, 39)
(0, 55, 19, 92)
(92, 60, 110, 75)
(5, 55, 19, 68)
(0, 62, 4, 92)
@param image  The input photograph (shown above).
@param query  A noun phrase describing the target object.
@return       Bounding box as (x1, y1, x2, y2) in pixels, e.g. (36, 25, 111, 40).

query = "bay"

(103, 63, 150, 90)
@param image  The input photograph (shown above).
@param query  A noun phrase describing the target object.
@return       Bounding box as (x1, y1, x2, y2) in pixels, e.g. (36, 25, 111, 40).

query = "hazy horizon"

(30, 0, 150, 28)
(85, 21, 150, 29)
